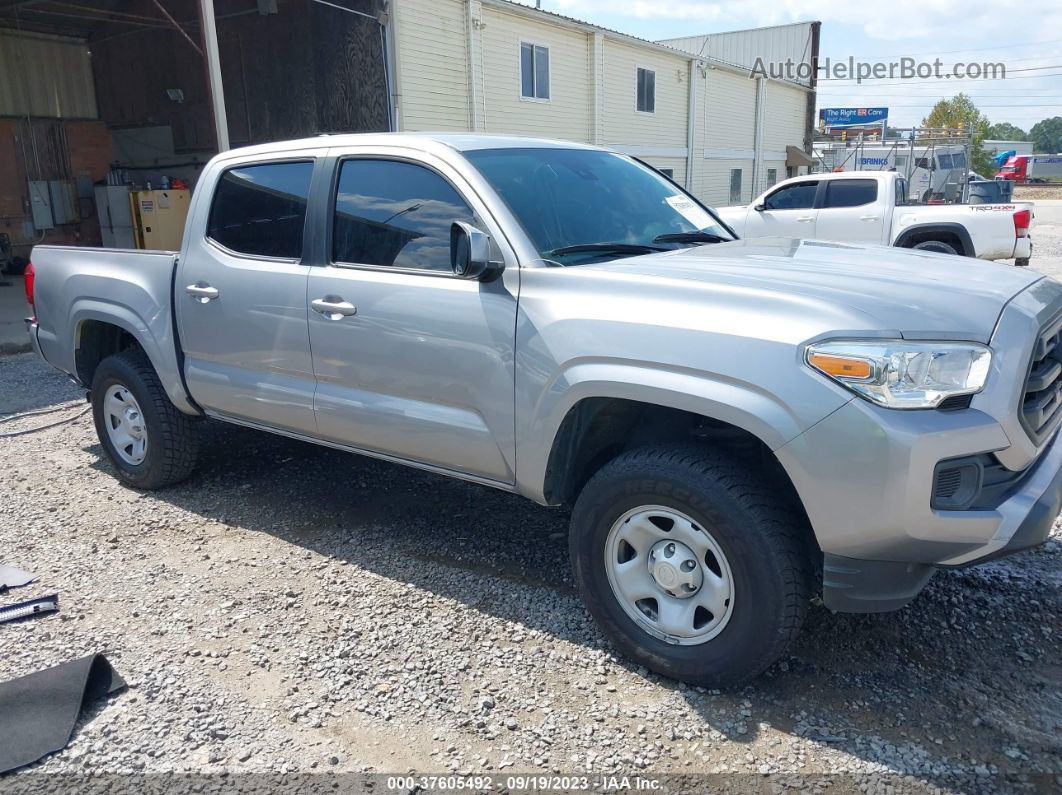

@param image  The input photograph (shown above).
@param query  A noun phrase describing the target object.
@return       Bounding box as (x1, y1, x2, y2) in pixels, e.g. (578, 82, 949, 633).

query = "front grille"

(1021, 312, 1062, 441)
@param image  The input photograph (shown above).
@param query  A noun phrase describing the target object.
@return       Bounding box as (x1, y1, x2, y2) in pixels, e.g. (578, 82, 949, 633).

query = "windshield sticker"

(665, 195, 715, 229)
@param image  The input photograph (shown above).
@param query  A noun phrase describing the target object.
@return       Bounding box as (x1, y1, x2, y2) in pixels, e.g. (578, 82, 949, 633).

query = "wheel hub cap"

(648, 540, 702, 597)
(604, 506, 735, 645)
(103, 384, 148, 465)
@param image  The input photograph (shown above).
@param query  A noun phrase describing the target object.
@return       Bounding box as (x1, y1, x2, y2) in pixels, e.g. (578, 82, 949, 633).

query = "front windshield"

(463, 147, 734, 264)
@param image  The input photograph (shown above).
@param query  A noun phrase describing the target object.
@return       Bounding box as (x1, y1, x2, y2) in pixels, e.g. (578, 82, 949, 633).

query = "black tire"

(911, 240, 959, 256)
(1015, 258, 1030, 267)
(569, 443, 811, 689)
(91, 349, 198, 489)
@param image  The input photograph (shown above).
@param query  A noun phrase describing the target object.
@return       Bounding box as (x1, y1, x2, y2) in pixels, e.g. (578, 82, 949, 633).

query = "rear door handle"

(796, 216, 814, 223)
(186, 283, 219, 302)
(860, 215, 880, 221)
(311, 297, 357, 320)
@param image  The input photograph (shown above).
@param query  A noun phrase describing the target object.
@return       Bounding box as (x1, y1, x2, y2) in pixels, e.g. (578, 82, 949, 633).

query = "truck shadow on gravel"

(86, 418, 1061, 787)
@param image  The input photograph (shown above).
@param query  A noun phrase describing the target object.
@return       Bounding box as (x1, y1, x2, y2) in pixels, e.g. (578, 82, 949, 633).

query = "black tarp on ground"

(0, 653, 125, 773)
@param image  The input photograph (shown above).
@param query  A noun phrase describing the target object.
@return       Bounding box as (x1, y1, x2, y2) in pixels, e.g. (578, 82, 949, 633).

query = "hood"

(586, 237, 1042, 342)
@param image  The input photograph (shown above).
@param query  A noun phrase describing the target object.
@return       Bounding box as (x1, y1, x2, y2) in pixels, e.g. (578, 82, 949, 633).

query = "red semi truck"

(996, 155, 1062, 183)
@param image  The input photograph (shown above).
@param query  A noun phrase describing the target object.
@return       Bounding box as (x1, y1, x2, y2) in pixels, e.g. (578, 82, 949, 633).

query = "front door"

(176, 156, 321, 435)
(306, 152, 518, 483)
(744, 180, 820, 238)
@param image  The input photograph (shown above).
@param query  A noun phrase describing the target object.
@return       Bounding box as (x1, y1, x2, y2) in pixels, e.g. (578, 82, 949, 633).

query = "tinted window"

(823, 179, 878, 208)
(764, 181, 818, 210)
(207, 162, 313, 258)
(332, 159, 476, 272)
(937, 153, 954, 169)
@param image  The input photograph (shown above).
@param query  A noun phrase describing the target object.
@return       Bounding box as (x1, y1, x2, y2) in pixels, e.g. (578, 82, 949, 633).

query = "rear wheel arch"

(895, 223, 973, 257)
(75, 318, 144, 387)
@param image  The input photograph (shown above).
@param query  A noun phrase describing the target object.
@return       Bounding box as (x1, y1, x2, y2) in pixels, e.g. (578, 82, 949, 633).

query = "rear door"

(743, 180, 820, 238)
(304, 148, 519, 483)
(813, 178, 887, 244)
(176, 152, 323, 435)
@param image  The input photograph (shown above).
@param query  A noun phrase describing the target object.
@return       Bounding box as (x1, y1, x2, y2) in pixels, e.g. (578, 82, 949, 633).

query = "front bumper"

(817, 426, 1062, 612)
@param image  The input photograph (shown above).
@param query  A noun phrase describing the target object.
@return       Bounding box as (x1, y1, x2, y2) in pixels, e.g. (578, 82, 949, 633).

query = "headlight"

(806, 340, 991, 409)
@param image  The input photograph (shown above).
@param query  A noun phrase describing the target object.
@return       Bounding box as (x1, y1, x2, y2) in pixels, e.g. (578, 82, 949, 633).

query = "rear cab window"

(207, 161, 314, 259)
(823, 179, 878, 209)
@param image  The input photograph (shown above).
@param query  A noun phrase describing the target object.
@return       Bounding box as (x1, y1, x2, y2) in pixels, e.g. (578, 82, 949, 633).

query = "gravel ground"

(1, 230, 1061, 795)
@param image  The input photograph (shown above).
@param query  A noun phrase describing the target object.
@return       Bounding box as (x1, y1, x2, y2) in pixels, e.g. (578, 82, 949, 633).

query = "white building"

(389, 1, 818, 206)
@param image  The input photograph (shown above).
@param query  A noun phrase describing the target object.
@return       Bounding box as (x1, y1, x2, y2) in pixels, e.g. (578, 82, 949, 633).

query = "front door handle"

(311, 297, 357, 320)
(186, 283, 219, 303)
(796, 216, 814, 223)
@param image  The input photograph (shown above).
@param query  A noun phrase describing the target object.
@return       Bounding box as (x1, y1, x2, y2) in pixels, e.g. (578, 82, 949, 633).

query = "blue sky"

(512, 1, 1062, 132)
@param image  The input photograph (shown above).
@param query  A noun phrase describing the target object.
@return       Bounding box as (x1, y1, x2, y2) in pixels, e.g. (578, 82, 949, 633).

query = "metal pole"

(199, 0, 229, 151)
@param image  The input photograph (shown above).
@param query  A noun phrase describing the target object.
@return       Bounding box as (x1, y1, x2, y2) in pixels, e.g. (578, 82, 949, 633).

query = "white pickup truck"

(717, 171, 1034, 266)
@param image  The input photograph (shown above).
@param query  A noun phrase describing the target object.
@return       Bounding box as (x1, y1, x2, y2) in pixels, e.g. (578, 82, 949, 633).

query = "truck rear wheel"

(91, 349, 198, 489)
(911, 240, 959, 256)
(569, 443, 811, 688)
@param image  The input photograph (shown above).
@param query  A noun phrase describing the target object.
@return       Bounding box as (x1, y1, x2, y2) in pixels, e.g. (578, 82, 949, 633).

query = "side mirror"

(753, 203, 766, 212)
(450, 222, 503, 281)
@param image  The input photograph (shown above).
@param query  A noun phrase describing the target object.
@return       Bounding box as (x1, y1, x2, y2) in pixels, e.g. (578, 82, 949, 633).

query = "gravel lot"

(1, 220, 1061, 794)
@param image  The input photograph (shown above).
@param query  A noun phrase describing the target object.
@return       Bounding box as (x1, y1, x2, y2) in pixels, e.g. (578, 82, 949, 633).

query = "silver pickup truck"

(25, 134, 1062, 687)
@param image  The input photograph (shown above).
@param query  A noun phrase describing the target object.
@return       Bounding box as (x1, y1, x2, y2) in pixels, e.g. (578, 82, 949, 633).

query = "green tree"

(1030, 117, 1062, 153)
(920, 94, 993, 175)
(986, 122, 1027, 141)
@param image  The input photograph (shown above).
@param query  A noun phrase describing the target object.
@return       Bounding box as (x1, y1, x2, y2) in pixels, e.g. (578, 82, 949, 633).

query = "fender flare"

(893, 222, 975, 257)
(68, 300, 197, 414)
(516, 361, 825, 504)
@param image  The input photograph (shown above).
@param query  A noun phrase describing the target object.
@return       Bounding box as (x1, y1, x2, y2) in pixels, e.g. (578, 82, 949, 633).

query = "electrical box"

(48, 180, 78, 225)
(129, 189, 191, 250)
(28, 180, 54, 230)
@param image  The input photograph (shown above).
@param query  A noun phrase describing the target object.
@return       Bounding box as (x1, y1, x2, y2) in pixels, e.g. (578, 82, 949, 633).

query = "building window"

(766, 168, 778, 188)
(207, 161, 314, 259)
(520, 43, 550, 100)
(729, 169, 743, 205)
(636, 68, 655, 113)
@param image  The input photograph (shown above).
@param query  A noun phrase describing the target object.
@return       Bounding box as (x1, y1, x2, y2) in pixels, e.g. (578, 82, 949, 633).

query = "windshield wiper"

(653, 231, 729, 244)
(548, 242, 667, 256)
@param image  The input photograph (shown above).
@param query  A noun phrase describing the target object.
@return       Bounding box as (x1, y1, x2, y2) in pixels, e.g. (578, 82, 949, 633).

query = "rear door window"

(207, 161, 314, 259)
(823, 179, 878, 209)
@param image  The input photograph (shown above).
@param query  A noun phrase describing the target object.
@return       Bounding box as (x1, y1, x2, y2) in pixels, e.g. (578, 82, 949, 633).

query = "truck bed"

(29, 245, 190, 411)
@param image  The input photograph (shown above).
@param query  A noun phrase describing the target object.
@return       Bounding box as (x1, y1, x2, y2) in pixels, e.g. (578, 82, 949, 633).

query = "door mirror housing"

(753, 203, 766, 212)
(450, 222, 503, 281)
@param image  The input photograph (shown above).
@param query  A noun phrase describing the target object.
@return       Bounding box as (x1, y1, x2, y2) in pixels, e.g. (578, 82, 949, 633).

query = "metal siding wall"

(0, 30, 97, 118)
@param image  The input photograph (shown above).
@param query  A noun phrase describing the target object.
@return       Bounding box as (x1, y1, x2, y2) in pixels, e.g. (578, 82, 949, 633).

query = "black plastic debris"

(0, 654, 126, 773)
(0, 594, 59, 625)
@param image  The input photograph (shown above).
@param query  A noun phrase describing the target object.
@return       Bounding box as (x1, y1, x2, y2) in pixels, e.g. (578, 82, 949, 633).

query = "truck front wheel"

(569, 444, 811, 688)
(91, 349, 198, 489)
